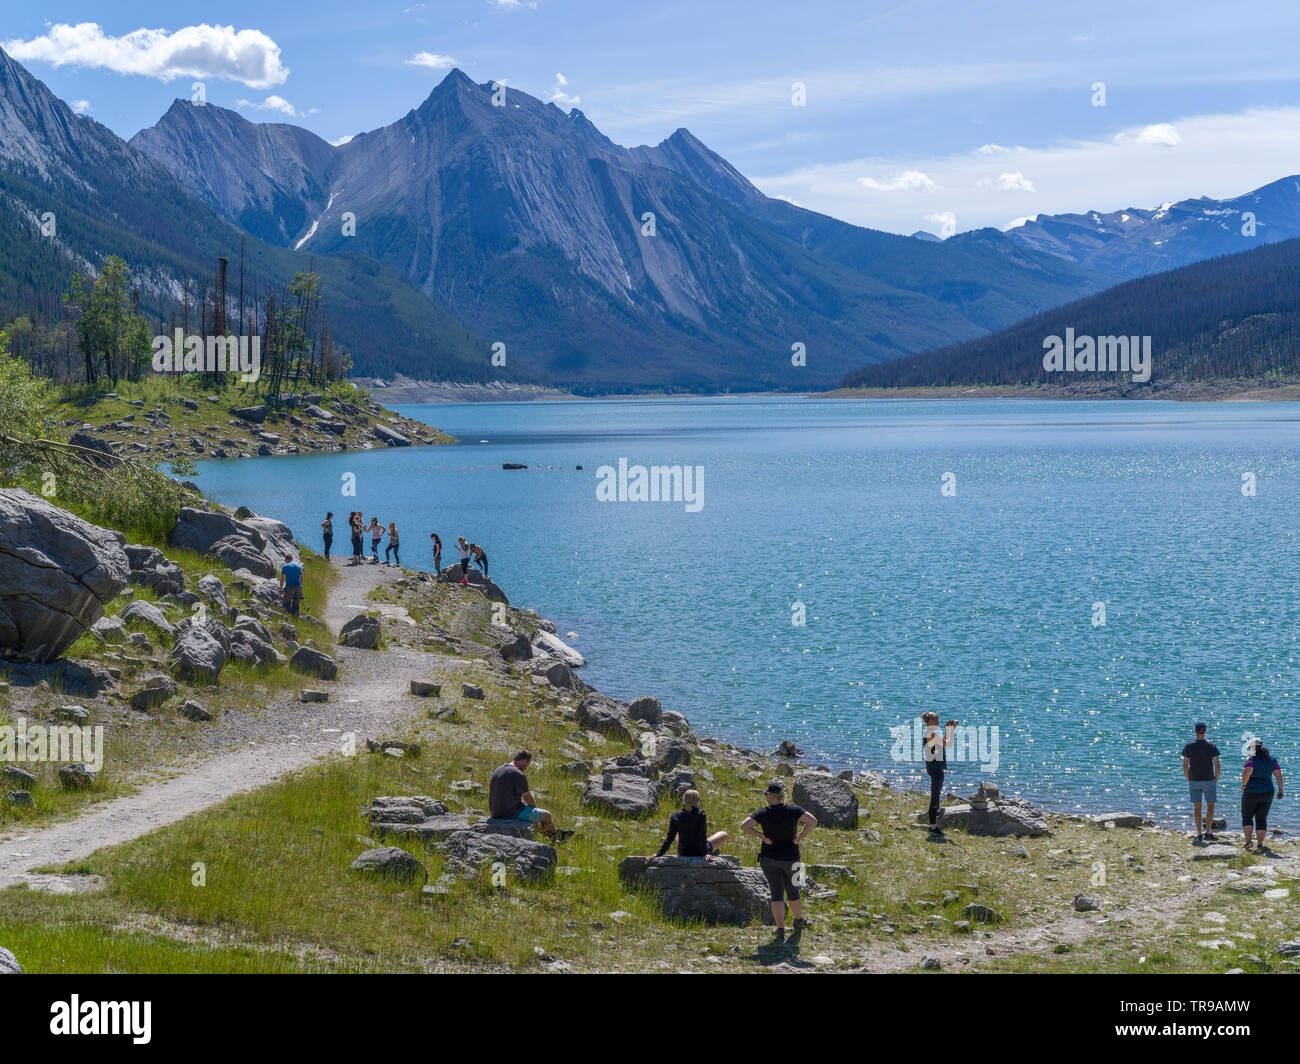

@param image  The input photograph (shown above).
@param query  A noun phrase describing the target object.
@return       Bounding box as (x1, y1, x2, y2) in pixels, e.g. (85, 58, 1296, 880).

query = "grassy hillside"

(839, 236, 1300, 390)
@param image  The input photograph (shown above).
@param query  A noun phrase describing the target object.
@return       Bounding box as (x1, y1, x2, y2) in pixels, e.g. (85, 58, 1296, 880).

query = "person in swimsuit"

(367, 517, 384, 563)
(430, 533, 442, 576)
(471, 542, 488, 578)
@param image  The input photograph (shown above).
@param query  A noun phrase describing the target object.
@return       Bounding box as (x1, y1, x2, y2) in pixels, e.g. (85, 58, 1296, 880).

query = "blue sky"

(7, 1, 1300, 235)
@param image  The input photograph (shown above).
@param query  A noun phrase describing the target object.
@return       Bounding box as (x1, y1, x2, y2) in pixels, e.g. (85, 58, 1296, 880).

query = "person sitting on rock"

(488, 751, 574, 842)
(741, 780, 817, 942)
(278, 554, 303, 617)
(654, 789, 728, 861)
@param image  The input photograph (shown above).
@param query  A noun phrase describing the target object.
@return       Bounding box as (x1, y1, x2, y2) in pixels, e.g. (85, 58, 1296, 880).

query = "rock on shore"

(0, 489, 129, 663)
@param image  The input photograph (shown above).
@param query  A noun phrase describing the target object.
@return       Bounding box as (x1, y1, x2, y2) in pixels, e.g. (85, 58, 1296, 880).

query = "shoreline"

(821, 378, 1300, 402)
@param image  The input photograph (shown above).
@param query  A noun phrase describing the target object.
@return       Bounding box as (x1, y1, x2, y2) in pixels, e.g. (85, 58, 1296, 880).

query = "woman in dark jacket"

(655, 789, 728, 859)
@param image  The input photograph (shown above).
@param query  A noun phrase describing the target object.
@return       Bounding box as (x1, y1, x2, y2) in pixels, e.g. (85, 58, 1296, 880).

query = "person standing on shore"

(457, 537, 471, 584)
(923, 713, 957, 836)
(278, 554, 303, 617)
(1241, 739, 1283, 852)
(471, 542, 489, 578)
(349, 512, 364, 566)
(384, 523, 400, 566)
(321, 512, 334, 561)
(367, 517, 384, 563)
(1182, 722, 1221, 844)
(430, 533, 442, 576)
(740, 780, 817, 942)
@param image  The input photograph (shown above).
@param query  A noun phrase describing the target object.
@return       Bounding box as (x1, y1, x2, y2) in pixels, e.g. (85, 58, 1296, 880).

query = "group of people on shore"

(319, 513, 487, 584)
(320, 512, 401, 567)
(919, 715, 1285, 851)
(489, 753, 819, 940)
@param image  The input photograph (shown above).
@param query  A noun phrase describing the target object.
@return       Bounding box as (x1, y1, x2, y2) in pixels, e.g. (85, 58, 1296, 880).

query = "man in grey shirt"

(488, 751, 573, 841)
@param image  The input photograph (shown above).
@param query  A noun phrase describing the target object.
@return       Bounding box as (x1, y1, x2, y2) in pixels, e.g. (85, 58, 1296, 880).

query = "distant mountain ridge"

(839, 234, 1300, 390)
(1002, 176, 1300, 278)
(128, 69, 1114, 390)
(0, 47, 498, 384)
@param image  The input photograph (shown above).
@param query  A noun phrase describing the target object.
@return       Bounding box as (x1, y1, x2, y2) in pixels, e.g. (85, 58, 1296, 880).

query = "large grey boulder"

(340, 614, 382, 649)
(437, 564, 509, 604)
(197, 574, 229, 611)
(243, 516, 297, 563)
(442, 830, 556, 884)
(120, 600, 174, 637)
(576, 693, 634, 741)
(366, 796, 448, 823)
(628, 696, 662, 726)
(209, 535, 275, 578)
(1088, 812, 1144, 829)
(532, 629, 585, 667)
(375, 423, 410, 447)
(619, 855, 773, 926)
(227, 629, 280, 667)
(0, 490, 129, 663)
(529, 657, 577, 690)
(365, 795, 471, 844)
(231, 405, 268, 423)
(90, 616, 127, 644)
(290, 646, 338, 680)
(793, 772, 859, 829)
(918, 796, 1048, 837)
(169, 507, 294, 579)
(582, 771, 662, 818)
(168, 626, 226, 684)
(123, 544, 185, 596)
(0, 947, 20, 974)
(350, 847, 427, 884)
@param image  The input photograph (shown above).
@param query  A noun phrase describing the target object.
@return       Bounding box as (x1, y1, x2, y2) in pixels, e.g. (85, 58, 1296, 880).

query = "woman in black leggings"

(1241, 740, 1283, 851)
(923, 713, 957, 834)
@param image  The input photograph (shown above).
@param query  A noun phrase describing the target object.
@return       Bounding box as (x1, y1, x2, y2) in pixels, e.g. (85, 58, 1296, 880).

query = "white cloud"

(996, 171, 1036, 192)
(925, 211, 957, 237)
(858, 169, 937, 193)
(1135, 122, 1181, 147)
(3, 22, 288, 88)
(547, 72, 580, 108)
(978, 143, 1022, 154)
(330, 134, 355, 147)
(406, 52, 457, 70)
(236, 94, 299, 117)
(753, 106, 1300, 236)
(70, 99, 91, 114)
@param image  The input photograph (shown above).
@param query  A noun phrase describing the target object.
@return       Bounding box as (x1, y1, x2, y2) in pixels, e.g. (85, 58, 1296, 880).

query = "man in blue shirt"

(278, 554, 303, 616)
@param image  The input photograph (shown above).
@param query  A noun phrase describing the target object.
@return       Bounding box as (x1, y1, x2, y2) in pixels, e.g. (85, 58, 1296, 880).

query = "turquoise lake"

(193, 396, 1300, 829)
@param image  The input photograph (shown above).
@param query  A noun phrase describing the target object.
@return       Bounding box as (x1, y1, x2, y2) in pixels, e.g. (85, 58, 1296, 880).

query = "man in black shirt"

(1181, 723, 1221, 844)
(488, 751, 574, 842)
(741, 780, 818, 940)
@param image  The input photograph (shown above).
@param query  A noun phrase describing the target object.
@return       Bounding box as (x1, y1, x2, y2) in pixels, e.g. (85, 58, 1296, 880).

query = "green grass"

(6, 567, 1298, 974)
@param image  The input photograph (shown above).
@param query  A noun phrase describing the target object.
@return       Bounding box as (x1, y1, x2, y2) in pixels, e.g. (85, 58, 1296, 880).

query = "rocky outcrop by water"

(0, 489, 130, 663)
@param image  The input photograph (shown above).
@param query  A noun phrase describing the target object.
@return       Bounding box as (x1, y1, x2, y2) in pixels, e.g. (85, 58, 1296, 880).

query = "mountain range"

(4, 46, 1300, 392)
